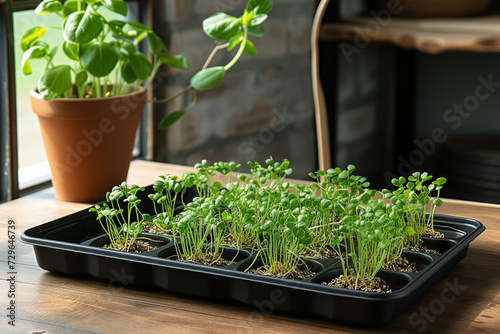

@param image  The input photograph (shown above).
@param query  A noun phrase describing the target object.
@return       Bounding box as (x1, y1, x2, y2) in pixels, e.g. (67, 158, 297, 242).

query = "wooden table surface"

(1, 160, 499, 333)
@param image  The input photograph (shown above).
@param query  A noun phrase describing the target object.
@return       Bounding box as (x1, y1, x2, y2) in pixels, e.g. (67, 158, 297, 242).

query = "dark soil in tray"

(249, 264, 316, 280)
(142, 226, 179, 236)
(322, 274, 392, 293)
(174, 253, 236, 267)
(382, 256, 418, 273)
(301, 246, 338, 259)
(423, 229, 445, 238)
(104, 239, 159, 253)
(404, 244, 440, 254)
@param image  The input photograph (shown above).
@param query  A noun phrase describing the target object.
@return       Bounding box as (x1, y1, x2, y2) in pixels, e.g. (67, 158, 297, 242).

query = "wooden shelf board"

(320, 14, 500, 54)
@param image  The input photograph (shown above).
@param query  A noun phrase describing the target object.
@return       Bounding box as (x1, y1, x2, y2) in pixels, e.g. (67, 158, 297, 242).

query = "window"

(0, 0, 150, 203)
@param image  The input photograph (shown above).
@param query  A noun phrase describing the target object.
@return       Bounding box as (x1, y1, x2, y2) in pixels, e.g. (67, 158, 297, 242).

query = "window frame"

(0, 0, 153, 203)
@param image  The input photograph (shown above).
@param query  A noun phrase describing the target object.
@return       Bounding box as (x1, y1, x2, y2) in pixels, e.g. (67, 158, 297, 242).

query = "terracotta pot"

(30, 88, 147, 203)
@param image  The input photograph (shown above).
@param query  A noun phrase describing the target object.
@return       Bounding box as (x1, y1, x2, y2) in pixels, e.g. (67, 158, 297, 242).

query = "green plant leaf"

(434, 177, 447, 186)
(108, 20, 126, 37)
(80, 41, 119, 77)
(244, 39, 257, 56)
(134, 30, 149, 46)
(21, 27, 48, 52)
(159, 53, 189, 70)
(203, 13, 241, 40)
(147, 31, 166, 55)
(63, 0, 79, 17)
(75, 70, 88, 86)
(433, 198, 443, 206)
(119, 41, 136, 56)
(191, 66, 225, 90)
(249, 14, 268, 26)
(35, 0, 63, 14)
(38, 65, 72, 95)
(405, 226, 416, 236)
(21, 45, 48, 75)
(248, 24, 265, 37)
(129, 51, 152, 80)
(159, 110, 186, 129)
(120, 62, 137, 83)
(63, 11, 103, 44)
(122, 21, 149, 39)
(62, 41, 80, 60)
(246, 0, 273, 14)
(227, 33, 243, 52)
(102, 0, 128, 16)
(47, 44, 59, 63)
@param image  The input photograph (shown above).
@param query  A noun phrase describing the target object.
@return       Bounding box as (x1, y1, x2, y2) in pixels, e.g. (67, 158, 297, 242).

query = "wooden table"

(1, 160, 499, 333)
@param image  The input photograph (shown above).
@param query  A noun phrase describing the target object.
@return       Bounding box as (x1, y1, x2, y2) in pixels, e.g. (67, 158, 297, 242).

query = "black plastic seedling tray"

(20, 187, 485, 327)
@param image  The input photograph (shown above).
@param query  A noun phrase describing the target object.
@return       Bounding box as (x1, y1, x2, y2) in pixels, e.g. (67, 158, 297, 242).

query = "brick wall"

(152, 0, 318, 179)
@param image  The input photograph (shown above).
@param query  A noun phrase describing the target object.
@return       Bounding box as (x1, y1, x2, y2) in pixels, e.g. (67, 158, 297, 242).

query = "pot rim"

(29, 85, 147, 102)
(29, 86, 147, 120)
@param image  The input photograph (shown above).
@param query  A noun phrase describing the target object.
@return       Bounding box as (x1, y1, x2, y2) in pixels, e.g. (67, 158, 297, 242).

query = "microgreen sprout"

(89, 182, 150, 251)
(94, 157, 448, 287)
(329, 198, 411, 289)
(171, 196, 228, 265)
(306, 165, 375, 258)
(383, 173, 447, 247)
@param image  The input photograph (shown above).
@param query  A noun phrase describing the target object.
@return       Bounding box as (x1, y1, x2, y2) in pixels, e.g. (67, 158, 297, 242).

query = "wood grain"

(320, 15, 500, 54)
(1, 160, 499, 333)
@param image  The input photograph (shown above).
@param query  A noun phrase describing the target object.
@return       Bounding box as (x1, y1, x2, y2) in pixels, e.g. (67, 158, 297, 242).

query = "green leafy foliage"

(93, 156, 447, 289)
(22, 0, 273, 130)
(202, 13, 241, 40)
(191, 66, 226, 91)
(89, 182, 150, 252)
(21, 0, 187, 99)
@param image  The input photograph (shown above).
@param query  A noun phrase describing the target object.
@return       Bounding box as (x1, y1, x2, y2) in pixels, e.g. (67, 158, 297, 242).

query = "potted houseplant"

(20, 0, 273, 202)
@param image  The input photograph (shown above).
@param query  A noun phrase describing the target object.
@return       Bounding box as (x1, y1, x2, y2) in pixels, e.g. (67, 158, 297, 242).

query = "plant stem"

(151, 85, 193, 104)
(224, 26, 248, 72)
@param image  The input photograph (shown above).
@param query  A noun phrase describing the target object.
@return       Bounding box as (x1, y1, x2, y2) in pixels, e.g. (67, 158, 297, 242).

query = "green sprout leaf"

(433, 198, 443, 206)
(434, 177, 447, 186)
(405, 226, 416, 236)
